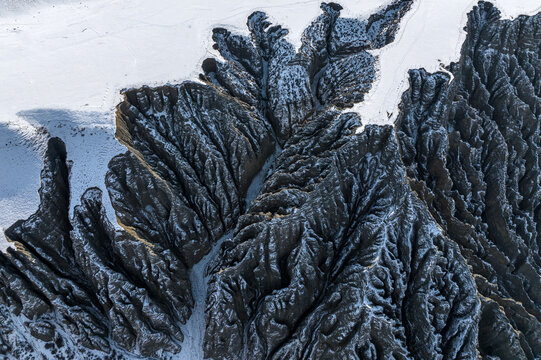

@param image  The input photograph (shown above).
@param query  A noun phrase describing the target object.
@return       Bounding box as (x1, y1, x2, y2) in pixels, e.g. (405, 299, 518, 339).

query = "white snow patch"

(355, 123, 366, 134)
(17, 109, 124, 221)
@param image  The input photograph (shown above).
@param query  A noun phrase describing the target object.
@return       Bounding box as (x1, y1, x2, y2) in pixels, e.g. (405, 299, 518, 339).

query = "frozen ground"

(0, 0, 540, 251)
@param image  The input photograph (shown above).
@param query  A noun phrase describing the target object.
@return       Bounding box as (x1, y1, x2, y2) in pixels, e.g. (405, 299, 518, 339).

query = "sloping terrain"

(0, 0, 398, 251)
(2, 0, 540, 251)
(395, 3, 541, 358)
(0, 1, 540, 360)
(0, 1, 414, 358)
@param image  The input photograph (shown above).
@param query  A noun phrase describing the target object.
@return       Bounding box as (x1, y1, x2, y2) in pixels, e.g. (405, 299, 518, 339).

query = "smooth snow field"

(1, 0, 540, 251)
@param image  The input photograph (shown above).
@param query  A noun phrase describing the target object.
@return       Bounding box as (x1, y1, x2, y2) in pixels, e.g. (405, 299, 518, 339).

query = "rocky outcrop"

(0, 1, 414, 358)
(395, 3, 541, 359)
(204, 1, 412, 144)
(204, 114, 480, 359)
(0, 138, 191, 358)
(114, 82, 275, 254)
(1, 1, 540, 360)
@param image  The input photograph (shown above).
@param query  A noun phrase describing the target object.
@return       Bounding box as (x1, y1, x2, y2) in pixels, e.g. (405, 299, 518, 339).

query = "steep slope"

(1, 1, 540, 359)
(0, 1, 414, 358)
(395, 2, 541, 358)
(204, 118, 480, 359)
(0, 138, 192, 358)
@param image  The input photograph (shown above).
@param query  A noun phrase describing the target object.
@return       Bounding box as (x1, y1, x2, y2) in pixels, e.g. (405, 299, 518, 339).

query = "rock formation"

(395, 3, 541, 358)
(0, 1, 540, 360)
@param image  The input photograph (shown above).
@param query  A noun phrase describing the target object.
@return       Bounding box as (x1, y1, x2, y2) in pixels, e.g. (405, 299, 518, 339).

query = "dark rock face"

(205, 118, 480, 360)
(204, 1, 411, 145)
(112, 80, 276, 268)
(395, 3, 541, 359)
(0, 1, 540, 360)
(0, 2, 414, 358)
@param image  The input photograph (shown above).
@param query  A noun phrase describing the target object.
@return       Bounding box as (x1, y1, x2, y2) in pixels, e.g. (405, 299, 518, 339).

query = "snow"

(178, 133, 281, 359)
(177, 232, 230, 360)
(0, 0, 539, 254)
(0, 0, 539, 357)
(353, 0, 541, 126)
(0, 0, 391, 251)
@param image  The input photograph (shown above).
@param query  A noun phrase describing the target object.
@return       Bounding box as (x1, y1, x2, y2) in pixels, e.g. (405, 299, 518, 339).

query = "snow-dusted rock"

(0, 1, 540, 359)
(395, 3, 541, 357)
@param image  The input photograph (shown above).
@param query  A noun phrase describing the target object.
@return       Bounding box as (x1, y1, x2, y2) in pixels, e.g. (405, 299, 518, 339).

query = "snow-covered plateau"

(0, 0, 540, 250)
